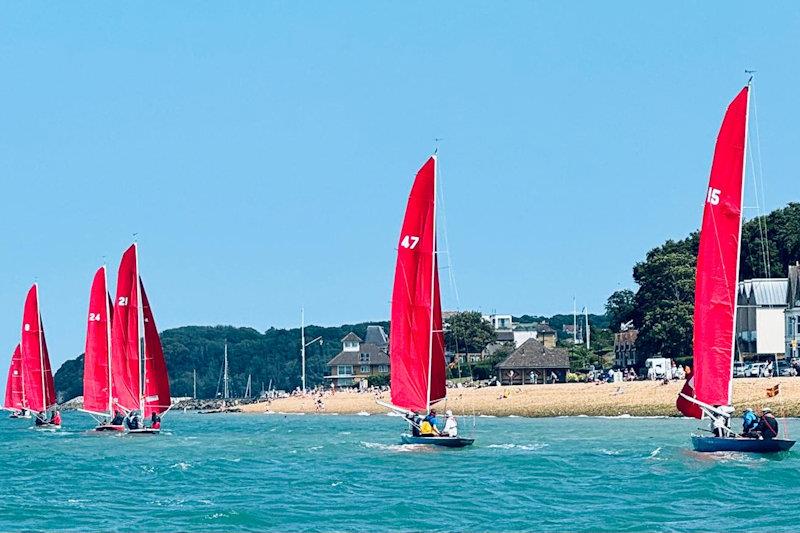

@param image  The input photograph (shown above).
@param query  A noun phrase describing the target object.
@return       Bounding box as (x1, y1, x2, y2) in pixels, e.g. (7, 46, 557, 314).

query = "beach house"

(495, 338, 570, 385)
(736, 278, 788, 360)
(324, 326, 390, 388)
(786, 264, 800, 360)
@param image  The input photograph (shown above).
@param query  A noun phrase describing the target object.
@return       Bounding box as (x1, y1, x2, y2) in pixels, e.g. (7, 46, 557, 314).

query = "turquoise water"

(1, 412, 798, 531)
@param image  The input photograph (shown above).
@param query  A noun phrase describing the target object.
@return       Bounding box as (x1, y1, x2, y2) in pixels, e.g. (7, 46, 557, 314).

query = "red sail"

(678, 87, 749, 417)
(111, 245, 141, 412)
(83, 266, 113, 414)
(140, 279, 171, 416)
(390, 156, 446, 412)
(4, 344, 25, 411)
(20, 284, 56, 412)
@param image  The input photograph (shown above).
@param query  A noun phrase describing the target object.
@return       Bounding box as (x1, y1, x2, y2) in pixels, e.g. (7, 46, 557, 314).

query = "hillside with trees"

(54, 322, 387, 403)
(617, 202, 800, 362)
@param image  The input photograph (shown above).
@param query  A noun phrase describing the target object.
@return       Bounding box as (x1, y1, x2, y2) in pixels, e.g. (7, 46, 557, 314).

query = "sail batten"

(677, 86, 749, 418)
(389, 157, 446, 413)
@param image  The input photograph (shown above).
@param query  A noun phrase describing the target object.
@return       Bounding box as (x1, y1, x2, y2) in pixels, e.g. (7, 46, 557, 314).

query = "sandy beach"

(239, 378, 800, 417)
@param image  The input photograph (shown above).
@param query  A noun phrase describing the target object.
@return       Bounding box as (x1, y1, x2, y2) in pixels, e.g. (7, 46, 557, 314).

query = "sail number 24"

(400, 235, 420, 249)
(706, 187, 721, 206)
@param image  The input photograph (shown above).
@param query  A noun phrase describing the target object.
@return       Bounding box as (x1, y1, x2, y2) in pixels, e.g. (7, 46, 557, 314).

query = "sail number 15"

(400, 235, 420, 249)
(706, 187, 721, 206)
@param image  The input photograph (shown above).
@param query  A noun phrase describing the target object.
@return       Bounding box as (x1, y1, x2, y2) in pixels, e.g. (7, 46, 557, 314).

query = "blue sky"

(1, 2, 799, 376)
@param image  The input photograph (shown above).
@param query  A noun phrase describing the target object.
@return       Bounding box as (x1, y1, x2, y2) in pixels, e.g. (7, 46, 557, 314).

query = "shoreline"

(237, 378, 800, 418)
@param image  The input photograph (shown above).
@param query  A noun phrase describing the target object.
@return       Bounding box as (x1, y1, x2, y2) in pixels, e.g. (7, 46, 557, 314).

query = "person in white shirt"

(442, 410, 458, 437)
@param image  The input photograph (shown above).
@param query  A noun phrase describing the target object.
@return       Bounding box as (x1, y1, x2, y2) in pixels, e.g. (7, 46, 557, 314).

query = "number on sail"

(118, 296, 128, 306)
(400, 235, 420, 249)
(706, 187, 721, 206)
(88, 313, 101, 322)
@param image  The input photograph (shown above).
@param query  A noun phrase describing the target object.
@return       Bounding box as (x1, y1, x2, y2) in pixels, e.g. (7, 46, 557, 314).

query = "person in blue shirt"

(424, 409, 440, 433)
(742, 408, 758, 435)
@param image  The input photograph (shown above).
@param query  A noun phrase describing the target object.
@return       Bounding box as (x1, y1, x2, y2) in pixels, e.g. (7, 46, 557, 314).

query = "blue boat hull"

(692, 435, 795, 453)
(400, 434, 474, 448)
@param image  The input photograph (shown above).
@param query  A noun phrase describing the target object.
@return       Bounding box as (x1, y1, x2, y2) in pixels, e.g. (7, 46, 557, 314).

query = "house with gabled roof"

(495, 338, 569, 385)
(324, 327, 390, 388)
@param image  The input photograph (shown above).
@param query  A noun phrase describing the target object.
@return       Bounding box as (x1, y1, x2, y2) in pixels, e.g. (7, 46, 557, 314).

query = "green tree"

(444, 311, 496, 361)
(605, 289, 635, 332)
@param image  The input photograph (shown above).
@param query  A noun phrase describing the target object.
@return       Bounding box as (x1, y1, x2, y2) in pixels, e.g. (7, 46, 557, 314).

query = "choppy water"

(1, 411, 798, 531)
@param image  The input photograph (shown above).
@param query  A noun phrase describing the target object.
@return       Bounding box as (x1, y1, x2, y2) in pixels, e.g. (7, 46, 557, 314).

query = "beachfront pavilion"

(495, 338, 570, 385)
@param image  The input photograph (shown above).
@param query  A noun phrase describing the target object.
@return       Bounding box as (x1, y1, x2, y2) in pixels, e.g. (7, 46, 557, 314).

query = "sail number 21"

(706, 187, 721, 206)
(400, 235, 420, 249)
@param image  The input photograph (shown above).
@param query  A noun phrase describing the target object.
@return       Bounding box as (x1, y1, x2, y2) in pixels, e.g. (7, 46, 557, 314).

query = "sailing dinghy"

(3, 344, 30, 419)
(81, 266, 124, 432)
(112, 244, 172, 435)
(377, 156, 473, 448)
(675, 84, 794, 453)
(20, 284, 60, 429)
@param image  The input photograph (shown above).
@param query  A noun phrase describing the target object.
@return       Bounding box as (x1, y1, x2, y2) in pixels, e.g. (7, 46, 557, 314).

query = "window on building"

(337, 365, 353, 376)
(378, 365, 389, 373)
(360, 365, 370, 373)
(339, 378, 353, 386)
(360, 353, 370, 363)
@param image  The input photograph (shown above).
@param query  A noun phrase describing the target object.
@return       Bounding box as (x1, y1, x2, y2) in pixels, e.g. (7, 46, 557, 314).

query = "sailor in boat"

(50, 410, 62, 427)
(745, 408, 779, 440)
(34, 411, 48, 427)
(125, 410, 143, 430)
(405, 413, 423, 437)
(150, 412, 161, 430)
(111, 410, 125, 426)
(419, 409, 441, 437)
(442, 410, 458, 437)
(741, 408, 758, 435)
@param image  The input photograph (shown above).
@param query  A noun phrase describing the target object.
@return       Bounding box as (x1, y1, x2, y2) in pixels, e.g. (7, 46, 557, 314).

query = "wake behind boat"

(378, 155, 473, 448)
(675, 84, 794, 454)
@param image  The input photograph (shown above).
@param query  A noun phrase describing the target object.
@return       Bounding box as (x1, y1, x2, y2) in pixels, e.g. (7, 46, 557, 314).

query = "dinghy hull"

(127, 428, 161, 436)
(691, 435, 795, 453)
(94, 424, 125, 432)
(400, 434, 474, 448)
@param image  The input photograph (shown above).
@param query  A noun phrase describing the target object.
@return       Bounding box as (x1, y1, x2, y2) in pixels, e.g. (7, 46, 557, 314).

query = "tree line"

(605, 202, 800, 363)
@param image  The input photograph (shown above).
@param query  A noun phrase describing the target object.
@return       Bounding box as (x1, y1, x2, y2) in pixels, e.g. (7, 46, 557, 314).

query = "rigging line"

(436, 153, 461, 310)
(750, 83, 771, 277)
(747, 137, 769, 278)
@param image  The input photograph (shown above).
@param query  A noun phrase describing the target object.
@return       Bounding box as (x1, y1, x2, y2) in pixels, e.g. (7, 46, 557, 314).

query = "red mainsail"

(20, 284, 56, 413)
(4, 344, 25, 411)
(389, 156, 446, 413)
(677, 86, 749, 418)
(141, 279, 171, 416)
(111, 245, 141, 412)
(83, 266, 114, 415)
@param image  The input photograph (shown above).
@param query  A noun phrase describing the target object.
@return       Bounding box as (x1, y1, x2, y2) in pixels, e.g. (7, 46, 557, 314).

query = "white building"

(786, 265, 800, 360)
(482, 313, 513, 331)
(736, 278, 788, 358)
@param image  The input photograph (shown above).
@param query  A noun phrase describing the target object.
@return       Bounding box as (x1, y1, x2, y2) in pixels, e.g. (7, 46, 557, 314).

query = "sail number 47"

(706, 187, 721, 206)
(400, 235, 420, 249)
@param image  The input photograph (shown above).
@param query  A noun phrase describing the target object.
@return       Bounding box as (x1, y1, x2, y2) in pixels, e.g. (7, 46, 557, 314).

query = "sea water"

(1, 411, 798, 531)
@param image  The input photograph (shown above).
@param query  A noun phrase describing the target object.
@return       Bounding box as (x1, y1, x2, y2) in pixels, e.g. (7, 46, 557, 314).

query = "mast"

(729, 84, 751, 403)
(104, 265, 113, 415)
(584, 306, 590, 350)
(573, 297, 577, 344)
(223, 341, 229, 400)
(425, 154, 438, 413)
(35, 284, 47, 411)
(134, 243, 145, 414)
(193, 369, 197, 399)
(301, 307, 306, 393)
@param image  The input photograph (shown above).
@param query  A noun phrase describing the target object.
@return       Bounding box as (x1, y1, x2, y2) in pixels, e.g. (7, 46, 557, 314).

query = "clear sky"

(1, 2, 799, 378)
